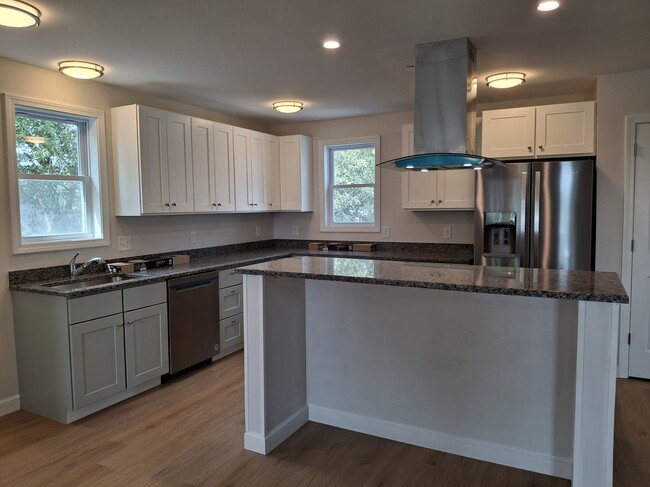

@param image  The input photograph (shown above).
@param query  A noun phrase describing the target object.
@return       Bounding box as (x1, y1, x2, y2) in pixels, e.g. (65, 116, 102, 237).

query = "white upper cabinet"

(192, 119, 235, 212)
(112, 105, 193, 215)
(400, 125, 475, 210)
(266, 134, 281, 211)
(279, 135, 313, 212)
(481, 101, 596, 159)
(233, 128, 268, 212)
(249, 131, 269, 211)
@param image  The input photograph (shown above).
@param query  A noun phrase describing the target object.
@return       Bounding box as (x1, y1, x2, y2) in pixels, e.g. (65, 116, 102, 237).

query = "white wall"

(0, 57, 274, 408)
(271, 112, 476, 243)
(595, 68, 650, 274)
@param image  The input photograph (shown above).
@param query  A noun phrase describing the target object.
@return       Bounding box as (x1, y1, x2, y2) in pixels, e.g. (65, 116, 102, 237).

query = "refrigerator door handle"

(520, 171, 528, 267)
(532, 170, 541, 268)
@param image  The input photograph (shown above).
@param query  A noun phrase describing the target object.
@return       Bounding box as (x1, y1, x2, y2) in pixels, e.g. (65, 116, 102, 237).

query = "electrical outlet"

(255, 225, 261, 237)
(189, 231, 197, 244)
(292, 225, 299, 236)
(382, 226, 390, 238)
(443, 226, 452, 239)
(117, 236, 131, 251)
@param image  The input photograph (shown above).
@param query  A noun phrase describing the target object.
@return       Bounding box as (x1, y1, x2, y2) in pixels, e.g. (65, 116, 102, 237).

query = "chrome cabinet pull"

(165, 203, 170, 206)
(527, 146, 532, 151)
(172, 202, 177, 206)
(538, 145, 544, 150)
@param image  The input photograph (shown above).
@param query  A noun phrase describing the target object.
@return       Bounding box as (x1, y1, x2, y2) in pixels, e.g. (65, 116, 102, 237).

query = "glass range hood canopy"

(380, 153, 505, 171)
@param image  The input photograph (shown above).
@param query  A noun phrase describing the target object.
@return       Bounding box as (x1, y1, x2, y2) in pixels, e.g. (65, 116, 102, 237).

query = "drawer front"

(123, 282, 167, 311)
(219, 268, 243, 289)
(219, 284, 243, 319)
(220, 313, 243, 351)
(68, 290, 122, 324)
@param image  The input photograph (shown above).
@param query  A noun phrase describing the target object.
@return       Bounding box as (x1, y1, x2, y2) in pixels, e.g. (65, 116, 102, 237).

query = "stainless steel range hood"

(379, 37, 502, 171)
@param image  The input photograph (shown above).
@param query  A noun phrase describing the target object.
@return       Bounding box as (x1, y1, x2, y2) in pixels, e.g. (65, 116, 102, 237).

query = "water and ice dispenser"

(483, 212, 517, 256)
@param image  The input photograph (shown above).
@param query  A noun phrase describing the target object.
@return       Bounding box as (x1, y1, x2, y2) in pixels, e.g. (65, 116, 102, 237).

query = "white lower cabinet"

(220, 314, 243, 351)
(12, 282, 168, 423)
(213, 269, 244, 360)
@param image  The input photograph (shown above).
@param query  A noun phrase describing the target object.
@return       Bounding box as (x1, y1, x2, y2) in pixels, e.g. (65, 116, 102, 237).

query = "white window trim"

(319, 135, 381, 233)
(3, 93, 110, 254)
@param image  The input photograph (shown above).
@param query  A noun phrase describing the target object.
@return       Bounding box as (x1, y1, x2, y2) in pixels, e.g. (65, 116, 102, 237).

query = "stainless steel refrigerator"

(474, 159, 595, 270)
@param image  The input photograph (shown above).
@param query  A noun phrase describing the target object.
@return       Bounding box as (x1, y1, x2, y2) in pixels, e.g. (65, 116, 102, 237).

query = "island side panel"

(571, 301, 619, 487)
(243, 274, 308, 454)
(305, 280, 578, 479)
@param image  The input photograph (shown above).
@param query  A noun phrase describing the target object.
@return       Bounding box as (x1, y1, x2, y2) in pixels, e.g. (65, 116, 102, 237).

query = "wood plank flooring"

(0, 351, 648, 486)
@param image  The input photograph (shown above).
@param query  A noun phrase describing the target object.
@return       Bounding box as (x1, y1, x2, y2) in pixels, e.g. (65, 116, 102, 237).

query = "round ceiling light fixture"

(0, 0, 41, 27)
(272, 101, 304, 114)
(486, 72, 526, 89)
(58, 60, 105, 80)
(537, 0, 560, 11)
(323, 40, 340, 49)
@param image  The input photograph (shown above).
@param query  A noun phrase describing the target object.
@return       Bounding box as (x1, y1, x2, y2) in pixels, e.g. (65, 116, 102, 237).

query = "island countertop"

(235, 256, 629, 303)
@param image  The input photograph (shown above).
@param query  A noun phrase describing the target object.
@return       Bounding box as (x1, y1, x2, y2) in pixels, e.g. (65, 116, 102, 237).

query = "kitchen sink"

(43, 274, 139, 291)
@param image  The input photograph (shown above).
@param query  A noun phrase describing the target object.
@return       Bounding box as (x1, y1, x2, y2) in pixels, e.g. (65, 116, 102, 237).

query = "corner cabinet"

(112, 105, 194, 215)
(279, 135, 313, 211)
(481, 101, 596, 159)
(12, 282, 168, 423)
(400, 125, 475, 210)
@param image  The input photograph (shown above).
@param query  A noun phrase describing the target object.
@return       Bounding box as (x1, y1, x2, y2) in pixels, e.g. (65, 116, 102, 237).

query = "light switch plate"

(443, 226, 452, 239)
(190, 231, 197, 243)
(382, 226, 390, 238)
(117, 236, 131, 251)
(292, 225, 299, 236)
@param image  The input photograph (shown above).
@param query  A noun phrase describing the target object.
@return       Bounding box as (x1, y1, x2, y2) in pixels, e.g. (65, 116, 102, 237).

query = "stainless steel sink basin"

(43, 274, 139, 291)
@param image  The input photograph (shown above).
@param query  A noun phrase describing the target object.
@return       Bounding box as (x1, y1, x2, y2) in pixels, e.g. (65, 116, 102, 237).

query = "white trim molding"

(0, 395, 20, 417)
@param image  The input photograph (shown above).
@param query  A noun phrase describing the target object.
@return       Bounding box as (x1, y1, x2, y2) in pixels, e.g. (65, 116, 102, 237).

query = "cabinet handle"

(438, 199, 443, 204)
(231, 320, 240, 325)
(527, 146, 532, 151)
(538, 145, 544, 150)
(430, 200, 435, 204)
(117, 323, 124, 327)
(269, 203, 273, 206)
(249, 203, 254, 206)
(126, 320, 134, 325)
(217, 203, 222, 206)
(172, 202, 177, 206)
(230, 289, 237, 294)
(212, 203, 217, 206)
(165, 203, 170, 206)
(253, 203, 258, 207)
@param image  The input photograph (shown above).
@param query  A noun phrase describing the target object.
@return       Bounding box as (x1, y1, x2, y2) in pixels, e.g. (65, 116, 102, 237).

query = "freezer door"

(530, 160, 594, 270)
(474, 163, 531, 267)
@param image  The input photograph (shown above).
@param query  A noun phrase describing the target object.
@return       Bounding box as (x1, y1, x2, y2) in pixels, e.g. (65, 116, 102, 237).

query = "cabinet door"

(436, 170, 475, 209)
(220, 313, 244, 352)
(233, 127, 251, 212)
(535, 102, 595, 157)
(191, 117, 217, 212)
(249, 131, 268, 211)
(214, 122, 236, 212)
(280, 135, 313, 211)
(481, 107, 536, 159)
(219, 284, 243, 319)
(138, 106, 170, 214)
(124, 303, 169, 388)
(401, 171, 437, 209)
(266, 134, 281, 211)
(166, 112, 194, 213)
(69, 314, 126, 409)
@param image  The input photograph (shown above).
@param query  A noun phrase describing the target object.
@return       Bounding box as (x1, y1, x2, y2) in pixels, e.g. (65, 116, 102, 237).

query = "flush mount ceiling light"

(537, 0, 560, 11)
(58, 60, 105, 79)
(486, 72, 526, 89)
(272, 101, 304, 114)
(322, 40, 340, 49)
(0, 0, 41, 27)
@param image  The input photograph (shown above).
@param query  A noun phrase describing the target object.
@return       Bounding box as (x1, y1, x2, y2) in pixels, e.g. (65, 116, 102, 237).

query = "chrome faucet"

(69, 252, 106, 277)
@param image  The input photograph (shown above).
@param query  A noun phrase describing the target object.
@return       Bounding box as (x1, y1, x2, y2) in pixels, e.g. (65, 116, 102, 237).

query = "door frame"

(620, 114, 650, 378)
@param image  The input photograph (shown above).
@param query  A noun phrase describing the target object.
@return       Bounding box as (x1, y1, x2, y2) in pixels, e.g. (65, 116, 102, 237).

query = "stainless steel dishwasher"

(167, 271, 220, 374)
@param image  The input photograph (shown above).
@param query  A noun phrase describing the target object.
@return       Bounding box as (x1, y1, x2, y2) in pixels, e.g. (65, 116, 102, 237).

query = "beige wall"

(271, 112, 476, 244)
(595, 68, 650, 273)
(0, 57, 275, 407)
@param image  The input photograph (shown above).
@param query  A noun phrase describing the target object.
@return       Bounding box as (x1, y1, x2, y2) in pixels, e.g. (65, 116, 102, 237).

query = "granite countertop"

(9, 245, 473, 298)
(235, 256, 629, 304)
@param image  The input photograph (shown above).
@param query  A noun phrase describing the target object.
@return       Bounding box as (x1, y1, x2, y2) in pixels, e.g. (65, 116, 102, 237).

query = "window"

(4, 94, 109, 253)
(321, 136, 381, 232)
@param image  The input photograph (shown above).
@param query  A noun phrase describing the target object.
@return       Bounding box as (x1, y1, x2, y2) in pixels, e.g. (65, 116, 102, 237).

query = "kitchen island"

(236, 257, 628, 487)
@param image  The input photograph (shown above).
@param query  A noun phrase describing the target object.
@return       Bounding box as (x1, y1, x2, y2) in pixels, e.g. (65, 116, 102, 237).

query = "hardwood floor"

(0, 351, 648, 486)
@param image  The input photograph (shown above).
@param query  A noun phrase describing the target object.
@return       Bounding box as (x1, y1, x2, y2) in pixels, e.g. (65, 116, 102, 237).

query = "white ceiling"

(1, 0, 649, 125)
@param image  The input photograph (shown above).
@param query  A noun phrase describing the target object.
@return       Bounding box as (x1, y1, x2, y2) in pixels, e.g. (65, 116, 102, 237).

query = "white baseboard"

(245, 405, 309, 454)
(309, 405, 572, 480)
(0, 395, 20, 417)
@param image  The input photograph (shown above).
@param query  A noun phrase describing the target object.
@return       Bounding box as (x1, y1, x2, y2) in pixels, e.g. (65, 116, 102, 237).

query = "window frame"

(3, 94, 110, 254)
(319, 136, 381, 233)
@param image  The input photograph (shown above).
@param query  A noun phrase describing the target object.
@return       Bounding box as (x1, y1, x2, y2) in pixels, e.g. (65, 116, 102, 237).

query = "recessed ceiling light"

(323, 40, 340, 49)
(0, 0, 41, 27)
(537, 0, 560, 11)
(486, 72, 526, 89)
(58, 60, 105, 79)
(273, 101, 304, 114)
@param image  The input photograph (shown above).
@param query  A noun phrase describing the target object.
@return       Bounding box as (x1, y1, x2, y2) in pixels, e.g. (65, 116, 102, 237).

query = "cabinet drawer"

(123, 282, 166, 311)
(219, 268, 243, 288)
(68, 291, 122, 324)
(220, 313, 243, 351)
(219, 284, 243, 319)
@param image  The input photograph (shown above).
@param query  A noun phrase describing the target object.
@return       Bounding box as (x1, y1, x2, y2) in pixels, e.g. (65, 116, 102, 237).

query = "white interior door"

(629, 121, 650, 378)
